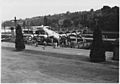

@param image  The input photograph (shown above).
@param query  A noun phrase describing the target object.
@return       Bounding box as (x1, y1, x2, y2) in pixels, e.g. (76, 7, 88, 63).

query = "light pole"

(14, 17, 17, 29)
(3, 22, 6, 34)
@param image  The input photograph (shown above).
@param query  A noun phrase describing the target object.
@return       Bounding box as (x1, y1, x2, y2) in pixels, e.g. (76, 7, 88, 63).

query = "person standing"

(42, 39, 47, 50)
(34, 35, 38, 47)
(53, 37, 58, 48)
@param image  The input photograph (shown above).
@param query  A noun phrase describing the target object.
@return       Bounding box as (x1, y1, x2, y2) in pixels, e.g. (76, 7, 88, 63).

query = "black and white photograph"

(1, 0, 119, 83)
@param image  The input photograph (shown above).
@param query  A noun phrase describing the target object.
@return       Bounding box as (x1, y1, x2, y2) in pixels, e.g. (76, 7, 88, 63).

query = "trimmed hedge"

(15, 25, 25, 51)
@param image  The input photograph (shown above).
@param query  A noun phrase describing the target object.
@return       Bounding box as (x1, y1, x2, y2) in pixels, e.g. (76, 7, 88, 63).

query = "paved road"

(1, 42, 119, 83)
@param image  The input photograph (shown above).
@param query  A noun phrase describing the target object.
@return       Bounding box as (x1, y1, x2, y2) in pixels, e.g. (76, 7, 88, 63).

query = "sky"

(1, 0, 119, 21)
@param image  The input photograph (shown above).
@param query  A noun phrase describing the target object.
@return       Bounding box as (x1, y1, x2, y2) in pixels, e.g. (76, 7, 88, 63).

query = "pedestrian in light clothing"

(53, 38, 58, 48)
(42, 39, 47, 50)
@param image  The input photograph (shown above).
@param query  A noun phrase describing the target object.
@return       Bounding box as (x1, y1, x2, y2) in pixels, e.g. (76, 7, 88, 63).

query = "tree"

(15, 25, 25, 50)
(101, 6, 111, 12)
(44, 16, 48, 26)
(89, 19, 105, 62)
(2, 6, 119, 32)
(99, 6, 119, 31)
(63, 19, 72, 27)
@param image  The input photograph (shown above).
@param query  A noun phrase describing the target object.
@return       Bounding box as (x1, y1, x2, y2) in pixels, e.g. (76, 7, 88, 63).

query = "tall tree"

(44, 16, 48, 26)
(63, 19, 72, 27)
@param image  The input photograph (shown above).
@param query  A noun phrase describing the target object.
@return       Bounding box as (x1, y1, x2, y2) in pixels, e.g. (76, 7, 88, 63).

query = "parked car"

(1, 34, 11, 41)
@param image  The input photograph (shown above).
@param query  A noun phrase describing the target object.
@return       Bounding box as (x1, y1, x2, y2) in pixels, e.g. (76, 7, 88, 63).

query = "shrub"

(90, 24, 105, 62)
(15, 25, 25, 50)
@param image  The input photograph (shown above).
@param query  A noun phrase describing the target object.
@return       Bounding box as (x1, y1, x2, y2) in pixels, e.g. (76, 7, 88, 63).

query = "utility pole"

(13, 17, 18, 36)
(3, 22, 6, 34)
(14, 17, 17, 29)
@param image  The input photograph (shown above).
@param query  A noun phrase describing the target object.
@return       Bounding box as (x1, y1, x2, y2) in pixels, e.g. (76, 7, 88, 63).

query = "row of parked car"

(1, 34, 12, 41)
(2, 32, 118, 51)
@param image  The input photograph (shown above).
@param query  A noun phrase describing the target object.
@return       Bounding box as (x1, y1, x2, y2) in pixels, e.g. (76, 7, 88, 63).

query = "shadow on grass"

(12, 49, 25, 52)
(2, 46, 25, 52)
(2, 46, 89, 61)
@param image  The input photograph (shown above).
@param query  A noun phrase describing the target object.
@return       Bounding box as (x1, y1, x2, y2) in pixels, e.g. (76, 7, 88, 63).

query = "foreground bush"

(90, 25, 105, 62)
(15, 25, 25, 50)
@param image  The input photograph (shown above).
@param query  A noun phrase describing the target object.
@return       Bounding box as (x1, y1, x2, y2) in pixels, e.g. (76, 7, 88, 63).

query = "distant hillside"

(2, 5, 119, 32)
